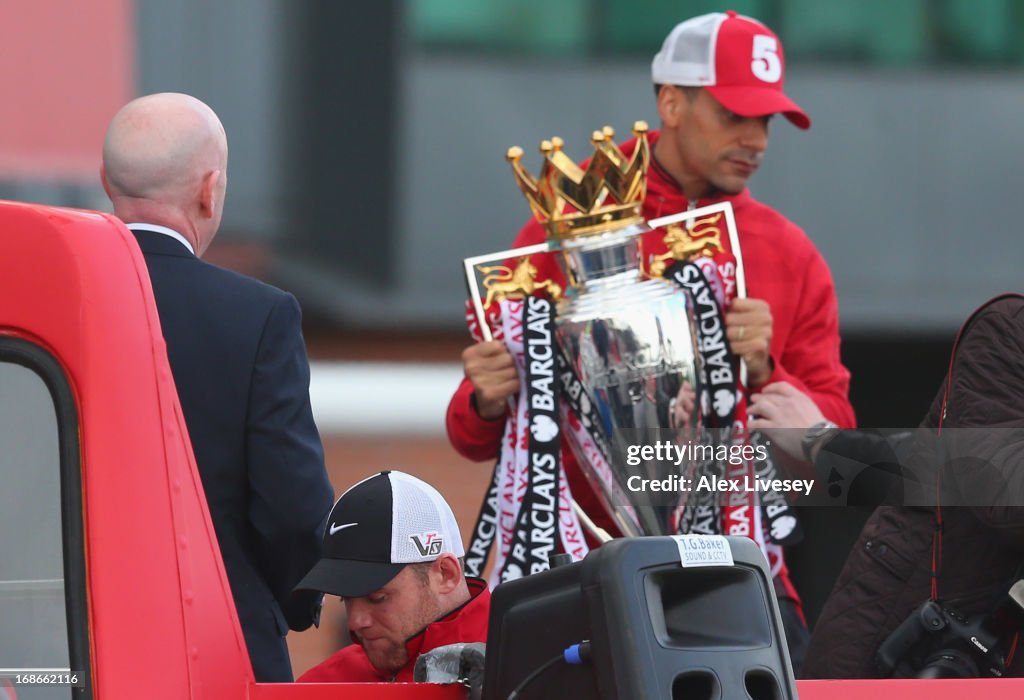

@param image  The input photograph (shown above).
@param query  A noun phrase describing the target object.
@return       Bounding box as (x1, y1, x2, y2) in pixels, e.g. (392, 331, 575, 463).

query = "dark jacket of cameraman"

(803, 296, 1024, 679)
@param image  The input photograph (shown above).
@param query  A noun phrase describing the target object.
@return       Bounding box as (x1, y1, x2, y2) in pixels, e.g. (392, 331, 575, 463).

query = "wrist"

(470, 392, 507, 421)
(747, 356, 775, 389)
(801, 420, 839, 462)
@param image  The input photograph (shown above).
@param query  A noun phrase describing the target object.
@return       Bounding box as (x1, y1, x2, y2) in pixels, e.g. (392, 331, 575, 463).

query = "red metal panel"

(0, 201, 251, 698)
(250, 677, 1024, 697)
(797, 678, 1024, 698)
(250, 683, 468, 699)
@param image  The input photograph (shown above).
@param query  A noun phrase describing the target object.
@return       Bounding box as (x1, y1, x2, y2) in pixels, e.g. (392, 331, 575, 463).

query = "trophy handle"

(648, 201, 748, 386)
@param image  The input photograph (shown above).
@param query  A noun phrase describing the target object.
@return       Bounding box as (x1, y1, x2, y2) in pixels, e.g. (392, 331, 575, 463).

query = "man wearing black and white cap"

(296, 471, 490, 682)
(447, 11, 855, 673)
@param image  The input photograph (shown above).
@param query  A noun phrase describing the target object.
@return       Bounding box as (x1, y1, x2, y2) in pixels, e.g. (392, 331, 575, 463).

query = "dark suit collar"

(129, 225, 197, 258)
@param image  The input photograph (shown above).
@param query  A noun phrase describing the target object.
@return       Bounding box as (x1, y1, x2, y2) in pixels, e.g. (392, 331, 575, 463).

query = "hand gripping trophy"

(462, 122, 795, 585)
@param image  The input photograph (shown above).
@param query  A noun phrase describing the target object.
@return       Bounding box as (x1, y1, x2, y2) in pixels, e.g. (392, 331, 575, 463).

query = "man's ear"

(199, 169, 221, 218)
(657, 85, 685, 129)
(434, 554, 463, 594)
(100, 166, 113, 200)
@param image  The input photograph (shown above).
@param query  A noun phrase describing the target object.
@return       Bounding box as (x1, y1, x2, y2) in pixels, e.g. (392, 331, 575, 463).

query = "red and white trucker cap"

(294, 470, 465, 598)
(651, 10, 810, 129)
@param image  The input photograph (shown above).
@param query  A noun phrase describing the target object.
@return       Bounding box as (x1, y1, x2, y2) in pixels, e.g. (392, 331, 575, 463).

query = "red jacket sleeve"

(446, 376, 508, 462)
(758, 246, 856, 428)
(297, 645, 384, 683)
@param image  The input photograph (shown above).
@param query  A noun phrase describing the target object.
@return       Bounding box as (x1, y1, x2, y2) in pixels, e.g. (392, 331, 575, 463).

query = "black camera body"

(876, 580, 1024, 679)
(876, 600, 1005, 678)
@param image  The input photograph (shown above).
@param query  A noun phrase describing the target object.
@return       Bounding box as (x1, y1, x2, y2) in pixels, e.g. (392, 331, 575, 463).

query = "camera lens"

(916, 651, 979, 679)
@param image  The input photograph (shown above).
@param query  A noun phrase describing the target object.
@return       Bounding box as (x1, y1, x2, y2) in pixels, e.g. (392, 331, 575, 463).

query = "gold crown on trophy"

(506, 121, 650, 239)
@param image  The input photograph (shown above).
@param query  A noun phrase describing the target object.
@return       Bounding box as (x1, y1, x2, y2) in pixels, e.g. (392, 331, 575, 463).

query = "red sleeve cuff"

(751, 360, 856, 428)
(446, 379, 507, 461)
(747, 355, 782, 392)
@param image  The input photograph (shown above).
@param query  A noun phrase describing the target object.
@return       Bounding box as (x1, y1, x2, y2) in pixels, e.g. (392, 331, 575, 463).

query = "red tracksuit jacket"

(298, 579, 490, 683)
(446, 129, 855, 593)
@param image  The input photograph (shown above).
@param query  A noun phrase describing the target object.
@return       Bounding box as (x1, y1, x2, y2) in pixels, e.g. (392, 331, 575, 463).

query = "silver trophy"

(464, 122, 743, 539)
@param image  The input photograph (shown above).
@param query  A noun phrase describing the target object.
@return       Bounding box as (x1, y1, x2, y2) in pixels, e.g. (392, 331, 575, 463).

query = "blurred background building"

(3, 0, 1024, 676)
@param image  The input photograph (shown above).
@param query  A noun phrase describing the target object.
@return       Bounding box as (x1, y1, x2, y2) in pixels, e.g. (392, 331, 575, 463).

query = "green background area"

(410, 0, 1024, 65)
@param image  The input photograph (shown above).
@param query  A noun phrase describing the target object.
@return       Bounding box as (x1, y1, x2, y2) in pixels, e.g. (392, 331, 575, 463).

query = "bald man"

(102, 93, 333, 682)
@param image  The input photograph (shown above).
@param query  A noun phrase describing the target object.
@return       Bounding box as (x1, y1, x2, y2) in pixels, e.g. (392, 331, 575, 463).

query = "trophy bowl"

(553, 222, 704, 537)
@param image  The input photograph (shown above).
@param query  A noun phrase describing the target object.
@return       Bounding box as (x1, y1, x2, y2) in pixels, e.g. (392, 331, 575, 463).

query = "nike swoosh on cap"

(329, 522, 358, 535)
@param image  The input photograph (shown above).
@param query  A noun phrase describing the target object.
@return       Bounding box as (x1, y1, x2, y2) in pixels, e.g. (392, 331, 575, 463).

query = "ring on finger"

(738, 325, 746, 341)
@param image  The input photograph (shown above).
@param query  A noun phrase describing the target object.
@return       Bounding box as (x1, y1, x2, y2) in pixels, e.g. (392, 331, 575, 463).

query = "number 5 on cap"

(751, 35, 781, 83)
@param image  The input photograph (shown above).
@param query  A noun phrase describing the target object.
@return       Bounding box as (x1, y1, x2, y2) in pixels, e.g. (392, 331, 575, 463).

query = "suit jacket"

(131, 227, 333, 682)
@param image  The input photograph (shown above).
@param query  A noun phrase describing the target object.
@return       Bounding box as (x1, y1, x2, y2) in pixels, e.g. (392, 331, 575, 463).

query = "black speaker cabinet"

(482, 536, 797, 699)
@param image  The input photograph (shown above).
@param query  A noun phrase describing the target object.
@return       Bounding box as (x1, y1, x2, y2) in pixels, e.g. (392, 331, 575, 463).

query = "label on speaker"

(672, 534, 734, 568)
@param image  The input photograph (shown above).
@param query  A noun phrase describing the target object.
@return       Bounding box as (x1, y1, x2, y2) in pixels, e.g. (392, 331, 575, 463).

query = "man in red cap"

(447, 11, 854, 672)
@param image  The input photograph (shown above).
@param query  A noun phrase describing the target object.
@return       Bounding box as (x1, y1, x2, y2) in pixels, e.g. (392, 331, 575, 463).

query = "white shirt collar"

(126, 223, 196, 256)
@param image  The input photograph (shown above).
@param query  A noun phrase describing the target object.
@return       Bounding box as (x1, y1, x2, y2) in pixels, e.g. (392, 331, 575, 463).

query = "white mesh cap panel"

(389, 471, 465, 563)
(651, 12, 724, 86)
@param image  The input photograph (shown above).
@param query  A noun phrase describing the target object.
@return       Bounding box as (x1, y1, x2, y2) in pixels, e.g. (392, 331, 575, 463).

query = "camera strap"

(933, 293, 1024, 601)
